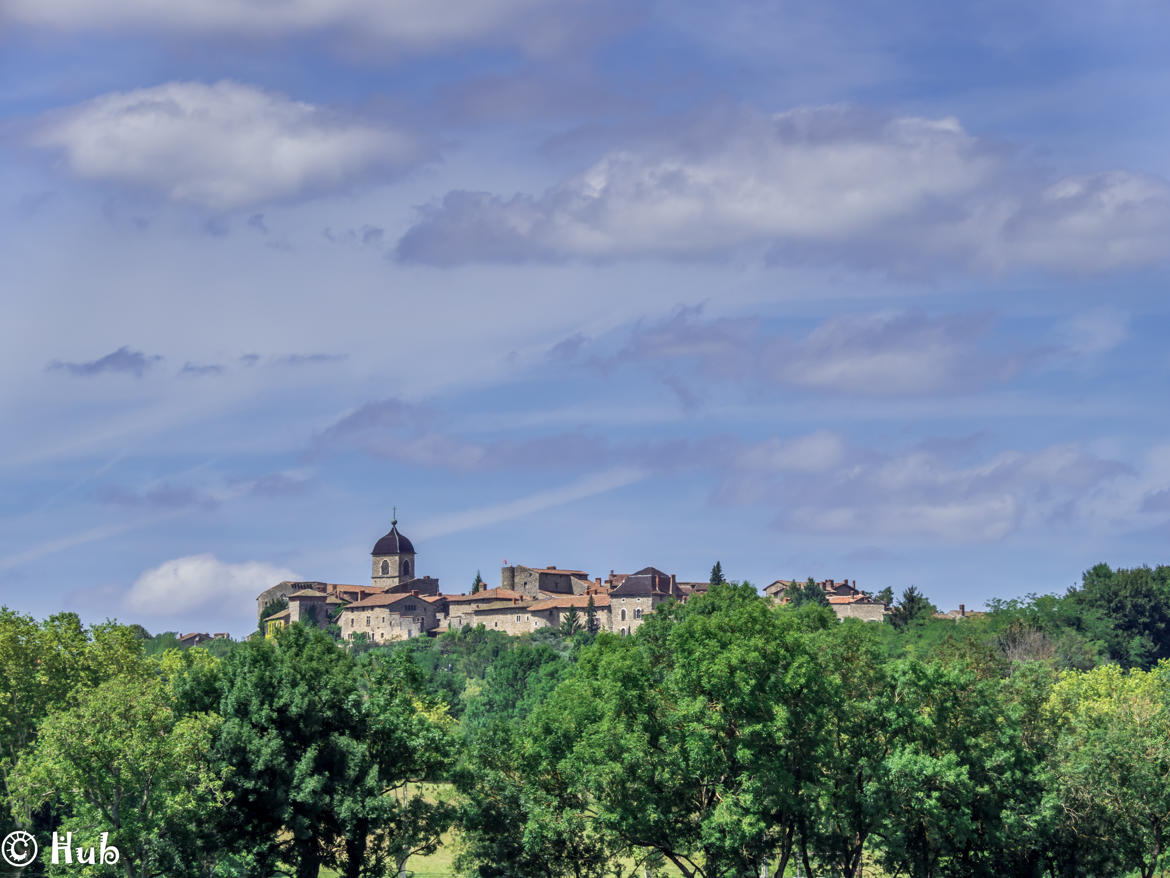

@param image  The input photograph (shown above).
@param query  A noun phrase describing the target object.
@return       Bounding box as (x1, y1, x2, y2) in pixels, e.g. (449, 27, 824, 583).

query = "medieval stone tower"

(371, 517, 416, 588)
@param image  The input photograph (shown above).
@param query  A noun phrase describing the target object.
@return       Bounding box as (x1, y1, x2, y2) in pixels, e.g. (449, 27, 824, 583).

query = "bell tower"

(370, 511, 416, 588)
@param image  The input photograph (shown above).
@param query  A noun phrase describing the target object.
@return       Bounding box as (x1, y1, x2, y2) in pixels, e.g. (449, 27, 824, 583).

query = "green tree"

(789, 577, 830, 608)
(585, 595, 599, 634)
(472, 571, 485, 594)
(9, 673, 226, 878)
(536, 583, 830, 878)
(888, 586, 937, 629)
(559, 605, 582, 636)
(1041, 662, 1170, 878)
(213, 625, 363, 878)
(876, 586, 895, 606)
(709, 561, 726, 586)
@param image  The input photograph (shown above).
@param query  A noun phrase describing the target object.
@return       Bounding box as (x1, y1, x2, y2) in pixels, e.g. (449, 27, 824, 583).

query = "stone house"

(528, 593, 611, 632)
(500, 564, 589, 597)
(443, 588, 530, 629)
(339, 590, 445, 643)
(608, 571, 674, 636)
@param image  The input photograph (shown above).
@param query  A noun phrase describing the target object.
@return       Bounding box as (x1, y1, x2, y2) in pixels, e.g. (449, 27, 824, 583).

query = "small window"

(635, 608, 642, 619)
(380, 560, 389, 576)
(620, 627, 627, 637)
(620, 608, 627, 621)
(516, 615, 521, 622)
(403, 560, 412, 577)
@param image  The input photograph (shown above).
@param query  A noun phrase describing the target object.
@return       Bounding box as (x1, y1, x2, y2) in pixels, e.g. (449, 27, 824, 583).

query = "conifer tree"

(709, 561, 726, 586)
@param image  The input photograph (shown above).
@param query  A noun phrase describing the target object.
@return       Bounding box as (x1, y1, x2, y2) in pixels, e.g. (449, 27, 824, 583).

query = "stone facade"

(500, 565, 588, 597)
(339, 592, 444, 643)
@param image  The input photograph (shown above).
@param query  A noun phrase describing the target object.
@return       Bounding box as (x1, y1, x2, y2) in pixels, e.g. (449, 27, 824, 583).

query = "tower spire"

(392, 505, 397, 526)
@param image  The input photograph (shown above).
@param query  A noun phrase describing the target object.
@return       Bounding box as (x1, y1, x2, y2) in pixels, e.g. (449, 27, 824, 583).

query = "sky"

(3, 0, 1170, 637)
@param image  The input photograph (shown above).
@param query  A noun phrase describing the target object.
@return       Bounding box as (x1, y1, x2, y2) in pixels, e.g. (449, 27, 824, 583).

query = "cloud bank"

(125, 554, 299, 615)
(33, 81, 428, 210)
(2, 0, 635, 54)
(396, 106, 1170, 275)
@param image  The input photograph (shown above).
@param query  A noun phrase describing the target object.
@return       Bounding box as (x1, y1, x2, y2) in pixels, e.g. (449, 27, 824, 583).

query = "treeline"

(1, 564, 1168, 878)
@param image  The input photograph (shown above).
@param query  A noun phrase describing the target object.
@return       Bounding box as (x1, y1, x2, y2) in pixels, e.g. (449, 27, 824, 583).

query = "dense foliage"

(3, 561, 1170, 877)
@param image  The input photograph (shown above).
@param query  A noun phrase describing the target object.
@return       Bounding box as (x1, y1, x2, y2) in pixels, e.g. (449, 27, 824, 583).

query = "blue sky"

(4, 0, 1170, 636)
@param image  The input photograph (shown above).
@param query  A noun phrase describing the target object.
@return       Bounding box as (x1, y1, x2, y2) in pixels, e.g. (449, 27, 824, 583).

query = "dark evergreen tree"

(709, 561, 726, 586)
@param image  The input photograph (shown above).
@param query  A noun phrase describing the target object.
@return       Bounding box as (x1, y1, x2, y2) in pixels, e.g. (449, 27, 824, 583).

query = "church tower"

(371, 515, 416, 588)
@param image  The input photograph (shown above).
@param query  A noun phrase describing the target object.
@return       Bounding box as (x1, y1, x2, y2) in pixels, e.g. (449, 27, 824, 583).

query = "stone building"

(500, 564, 590, 597)
(528, 592, 611, 632)
(371, 520, 417, 589)
(763, 577, 888, 622)
(339, 590, 446, 643)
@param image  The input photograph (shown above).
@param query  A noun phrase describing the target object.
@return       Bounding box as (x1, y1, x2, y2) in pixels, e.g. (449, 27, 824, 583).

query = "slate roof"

(371, 521, 415, 556)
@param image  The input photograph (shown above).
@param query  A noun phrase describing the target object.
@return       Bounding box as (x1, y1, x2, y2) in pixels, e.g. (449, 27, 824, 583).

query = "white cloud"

(767, 312, 1014, 395)
(33, 81, 427, 210)
(720, 433, 1133, 542)
(1, 0, 624, 53)
(736, 431, 847, 473)
(126, 554, 299, 615)
(396, 105, 1170, 275)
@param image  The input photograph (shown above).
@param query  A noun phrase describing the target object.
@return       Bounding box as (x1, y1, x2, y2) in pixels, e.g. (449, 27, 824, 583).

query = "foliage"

(9, 673, 226, 878)
(888, 586, 937, 629)
(788, 576, 830, 608)
(708, 561, 726, 586)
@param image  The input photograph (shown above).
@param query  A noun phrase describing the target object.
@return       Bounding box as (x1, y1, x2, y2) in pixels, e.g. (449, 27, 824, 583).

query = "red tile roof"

(445, 588, 526, 603)
(529, 593, 610, 613)
(345, 592, 433, 610)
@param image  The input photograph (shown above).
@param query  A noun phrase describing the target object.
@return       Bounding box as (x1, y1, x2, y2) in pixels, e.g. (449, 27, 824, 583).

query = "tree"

(1041, 662, 1170, 878)
(585, 595, 599, 634)
(213, 625, 365, 878)
(888, 586, 937, 629)
(789, 577, 830, 608)
(472, 571, 485, 594)
(330, 654, 458, 878)
(9, 673, 226, 878)
(876, 586, 895, 606)
(709, 561, 726, 586)
(559, 605, 582, 636)
(536, 583, 831, 878)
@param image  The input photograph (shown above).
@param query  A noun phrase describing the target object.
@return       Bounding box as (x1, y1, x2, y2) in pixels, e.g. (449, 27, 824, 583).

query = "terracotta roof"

(325, 596, 343, 604)
(421, 594, 447, 603)
(473, 600, 537, 612)
(345, 592, 432, 610)
(445, 588, 526, 603)
(265, 610, 290, 622)
(530, 593, 611, 613)
(288, 588, 326, 599)
(514, 565, 588, 576)
(828, 594, 875, 605)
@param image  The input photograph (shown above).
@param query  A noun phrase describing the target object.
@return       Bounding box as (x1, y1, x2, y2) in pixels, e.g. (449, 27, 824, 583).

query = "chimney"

(411, 590, 418, 596)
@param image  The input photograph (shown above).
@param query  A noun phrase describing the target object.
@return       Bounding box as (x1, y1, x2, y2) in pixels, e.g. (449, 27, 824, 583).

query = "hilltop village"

(255, 519, 891, 643)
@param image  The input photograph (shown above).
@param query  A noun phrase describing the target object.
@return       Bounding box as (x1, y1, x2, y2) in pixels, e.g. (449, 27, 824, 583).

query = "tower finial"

(392, 505, 397, 526)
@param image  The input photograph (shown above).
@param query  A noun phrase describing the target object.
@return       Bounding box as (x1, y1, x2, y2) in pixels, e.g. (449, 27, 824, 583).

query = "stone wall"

(371, 553, 416, 588)
(831, 603, 887, 622)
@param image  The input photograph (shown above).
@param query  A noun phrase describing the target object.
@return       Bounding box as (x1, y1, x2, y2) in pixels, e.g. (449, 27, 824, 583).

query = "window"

(380, 560, 389, 576)
(402, 560, 412, 577)
(620, 627, 627, 637)
(635, 608, 642, 619)
(620, 608, 627, 621)
(366, 615, 371, 627)
(404, 603, 417, 611)
(516, 615, 521, 622)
